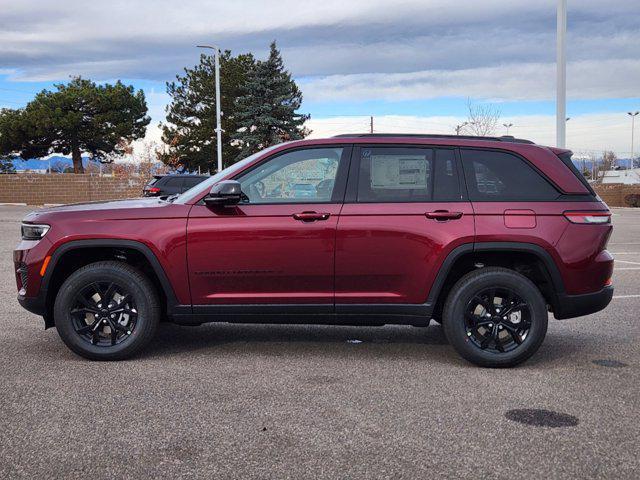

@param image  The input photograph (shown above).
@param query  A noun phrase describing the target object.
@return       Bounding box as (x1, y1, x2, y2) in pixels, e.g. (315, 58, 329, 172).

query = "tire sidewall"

(443, 269, 548, 367)
(54, 263, 158, 360)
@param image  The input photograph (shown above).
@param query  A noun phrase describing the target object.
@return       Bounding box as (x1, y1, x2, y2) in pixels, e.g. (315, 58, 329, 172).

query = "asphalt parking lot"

(0, 205, 638, 479)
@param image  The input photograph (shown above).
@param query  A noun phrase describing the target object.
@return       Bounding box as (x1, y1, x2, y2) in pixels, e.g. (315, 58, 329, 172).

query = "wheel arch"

(427, 242, 565, 318)
(42, 240, 179, 327)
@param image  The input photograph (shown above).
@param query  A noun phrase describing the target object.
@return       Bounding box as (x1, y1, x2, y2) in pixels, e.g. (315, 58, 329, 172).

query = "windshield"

(173, 144, 284, 204)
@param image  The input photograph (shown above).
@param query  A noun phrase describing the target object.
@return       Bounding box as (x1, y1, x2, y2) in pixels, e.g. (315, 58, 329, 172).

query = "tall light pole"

(197, 45, 223, 173)
(503, 123, 514, 135)
(556, 0, 567, 148)
(629, 112, 639, 170)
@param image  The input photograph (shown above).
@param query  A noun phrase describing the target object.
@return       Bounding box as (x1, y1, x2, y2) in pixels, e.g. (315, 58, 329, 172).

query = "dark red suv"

(14, 134, 614, 367)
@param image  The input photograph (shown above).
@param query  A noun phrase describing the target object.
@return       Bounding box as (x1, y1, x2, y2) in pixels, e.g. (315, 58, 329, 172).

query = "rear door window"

(460, 149, 559, 201)
(356, 147, 461, 202)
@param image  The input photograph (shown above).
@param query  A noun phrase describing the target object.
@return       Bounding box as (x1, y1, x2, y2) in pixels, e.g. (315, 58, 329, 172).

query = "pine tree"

(233, 42, 310, 159)
(0, 78, 149, 174)
(161, 51, 256, 173)
(0, 156, 16, 173)
(0, 109, 21, 173)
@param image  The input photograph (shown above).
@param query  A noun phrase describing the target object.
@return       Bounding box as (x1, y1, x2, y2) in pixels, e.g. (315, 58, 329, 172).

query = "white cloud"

(306, 112, 636, 156)
(1, 0, 638, 90)
(301, 59, 640, 103)
(2, 0, 638, 159)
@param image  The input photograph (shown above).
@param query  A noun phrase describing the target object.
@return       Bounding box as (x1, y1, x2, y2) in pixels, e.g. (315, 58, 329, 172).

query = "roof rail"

(331, 133, 535, 144)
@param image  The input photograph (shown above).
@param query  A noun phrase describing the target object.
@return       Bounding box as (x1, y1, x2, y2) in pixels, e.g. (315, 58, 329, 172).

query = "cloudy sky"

(1, 0, 639, 157)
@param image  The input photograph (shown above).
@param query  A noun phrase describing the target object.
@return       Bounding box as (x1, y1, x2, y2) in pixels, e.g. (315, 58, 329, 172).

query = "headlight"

(21, 223, 50, 241)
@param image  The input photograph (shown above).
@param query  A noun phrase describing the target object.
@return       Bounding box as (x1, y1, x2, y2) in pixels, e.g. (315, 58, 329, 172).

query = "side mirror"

(204, 180, 242, 206)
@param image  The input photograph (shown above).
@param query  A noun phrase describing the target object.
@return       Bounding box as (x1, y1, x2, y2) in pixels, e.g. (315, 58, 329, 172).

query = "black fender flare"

(42, 239, 179, 321)
(425, 241, 565, 308)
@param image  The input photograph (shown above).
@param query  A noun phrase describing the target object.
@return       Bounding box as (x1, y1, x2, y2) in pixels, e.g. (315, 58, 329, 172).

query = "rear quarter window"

(162, 177, 184, 187)
(182, 177, 207, 189)
(460, 149, 559, 201)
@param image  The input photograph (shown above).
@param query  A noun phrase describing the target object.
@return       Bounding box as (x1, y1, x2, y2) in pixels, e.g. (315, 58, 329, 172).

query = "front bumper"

(554, 285, 614, 320)
(18, 293, 45, 316)
(18, 293, 54, 328)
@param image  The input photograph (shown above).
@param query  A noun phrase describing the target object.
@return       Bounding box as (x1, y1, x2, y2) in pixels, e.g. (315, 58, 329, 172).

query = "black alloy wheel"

(443, 267, 548, 368)
(70, 281, 138, 347)
(464, 287, 531, 354)
(54, 261, 160, 360)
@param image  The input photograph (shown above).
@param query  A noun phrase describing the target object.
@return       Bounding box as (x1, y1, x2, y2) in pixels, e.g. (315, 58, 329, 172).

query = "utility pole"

(197, 44, 223, 173)
(370, 116, 374, 134)
(556, 0, 567, 148)
(503, 123, 514, 135)
(628, 111, 639, 170)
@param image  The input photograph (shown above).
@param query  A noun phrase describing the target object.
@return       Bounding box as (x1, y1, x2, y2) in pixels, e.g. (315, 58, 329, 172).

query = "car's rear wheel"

(54, 261, 160, 360)
(442, 267, 548, 368)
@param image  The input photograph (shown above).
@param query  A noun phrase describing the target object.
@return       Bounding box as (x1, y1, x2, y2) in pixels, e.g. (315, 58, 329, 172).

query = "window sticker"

(370, 155, 427, 190)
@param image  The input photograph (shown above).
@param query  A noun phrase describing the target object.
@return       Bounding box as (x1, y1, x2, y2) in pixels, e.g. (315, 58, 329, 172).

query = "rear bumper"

(554, 285, 614, 320)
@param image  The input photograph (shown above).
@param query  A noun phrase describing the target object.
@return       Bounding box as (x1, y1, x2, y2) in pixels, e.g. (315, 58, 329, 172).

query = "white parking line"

(614, 260, 640, 265)
(611, 252, 640, 255)
(613, 295, 640, 299)
(615, 268, 640, 271)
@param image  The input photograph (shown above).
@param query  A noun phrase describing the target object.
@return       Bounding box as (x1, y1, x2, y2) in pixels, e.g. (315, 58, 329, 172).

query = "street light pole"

(503, 123, 514, 135)
(556, 0, 567, 148)
(628, 112, 639, 170)
(197, 44, 223, 173)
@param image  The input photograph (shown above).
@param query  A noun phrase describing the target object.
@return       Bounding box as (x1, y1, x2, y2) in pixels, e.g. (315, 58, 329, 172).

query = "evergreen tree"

(232, 42, 310, 159)
(161, 51, 256, 172)
(0, 78, 149, 173)
(0, 156, 16, 173)
(0, 109, 23, 173)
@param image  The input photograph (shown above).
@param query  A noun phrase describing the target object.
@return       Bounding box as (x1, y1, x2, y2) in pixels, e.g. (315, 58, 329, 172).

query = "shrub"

(624, 194, 640, 207)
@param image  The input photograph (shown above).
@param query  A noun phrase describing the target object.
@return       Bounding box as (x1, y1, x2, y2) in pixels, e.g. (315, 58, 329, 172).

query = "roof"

(154, 174, 209, 179)
(601, 169, 640, 185)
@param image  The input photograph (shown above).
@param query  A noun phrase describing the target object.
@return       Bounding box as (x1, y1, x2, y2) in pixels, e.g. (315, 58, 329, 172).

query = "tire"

(442, 267, 548, 368)
(54, 261, 160, 360)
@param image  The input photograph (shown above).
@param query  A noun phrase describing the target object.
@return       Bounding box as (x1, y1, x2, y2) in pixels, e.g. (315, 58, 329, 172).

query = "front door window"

(237, 148, 344, 203)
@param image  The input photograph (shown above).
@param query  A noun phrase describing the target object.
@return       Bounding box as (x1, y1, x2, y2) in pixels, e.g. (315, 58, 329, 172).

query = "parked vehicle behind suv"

(143, 174, 209, 197)
(14, 134, 613, 367)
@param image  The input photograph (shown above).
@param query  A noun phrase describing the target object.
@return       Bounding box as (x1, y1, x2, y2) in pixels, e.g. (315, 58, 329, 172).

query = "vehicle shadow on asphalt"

(144, 321, 590, 366)
(145, 321, 450, 355)
(21, 318, 589, 366)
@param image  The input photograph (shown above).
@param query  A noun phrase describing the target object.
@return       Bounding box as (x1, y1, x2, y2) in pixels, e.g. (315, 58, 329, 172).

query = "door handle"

(293, 211, 330, 222)
(425, 210, 463, 221)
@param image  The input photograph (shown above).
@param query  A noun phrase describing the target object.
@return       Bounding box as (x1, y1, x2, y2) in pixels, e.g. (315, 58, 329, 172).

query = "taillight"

(146, 187, 161, 194)
(563, 211, 611, 224)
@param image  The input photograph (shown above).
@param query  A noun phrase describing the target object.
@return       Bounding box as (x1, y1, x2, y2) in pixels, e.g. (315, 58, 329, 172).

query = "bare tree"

(100, 139, 134, 166)
(461, 99, 501, 136)
(601, 150, 617, 171)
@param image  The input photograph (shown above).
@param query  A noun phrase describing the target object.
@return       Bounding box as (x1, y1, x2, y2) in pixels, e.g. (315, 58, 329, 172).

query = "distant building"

(601, 168, 640, 185)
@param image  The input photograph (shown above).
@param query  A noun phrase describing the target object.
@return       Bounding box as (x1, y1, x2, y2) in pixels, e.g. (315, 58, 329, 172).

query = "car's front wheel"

(442, 267, 548, 368)
(54, 261, 160, 360)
